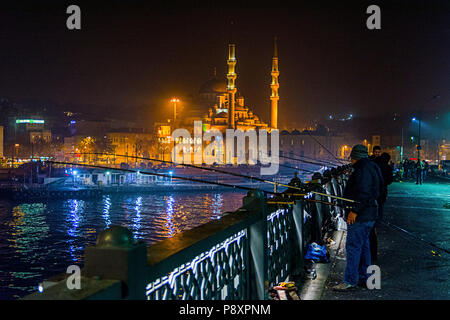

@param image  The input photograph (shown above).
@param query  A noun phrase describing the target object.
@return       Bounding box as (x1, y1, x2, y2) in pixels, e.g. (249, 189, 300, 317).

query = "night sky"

(1, 0, 449, 127)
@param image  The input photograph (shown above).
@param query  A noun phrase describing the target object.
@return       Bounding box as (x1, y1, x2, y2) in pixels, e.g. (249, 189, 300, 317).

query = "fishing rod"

(75, 152, 316, 174)
(47, 160, 355, 209)
(303, 129, 348, 165)
(381, 220, 450, 255)
(72, 152, 354, 203)
(276, 162, 316, 174)
(282, 152, 340, 167)
(47, 160, 256, 193)
(279, 154, 337, 167)
(71, 152, 315, 192)
(49, 160, 356, 205)
(288, 192, 356, 203)
(267, 198, 353, 210)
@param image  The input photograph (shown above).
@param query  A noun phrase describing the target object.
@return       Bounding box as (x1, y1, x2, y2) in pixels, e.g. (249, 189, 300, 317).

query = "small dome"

(199, 78, 227, 94)
(96, 225, 136, 248)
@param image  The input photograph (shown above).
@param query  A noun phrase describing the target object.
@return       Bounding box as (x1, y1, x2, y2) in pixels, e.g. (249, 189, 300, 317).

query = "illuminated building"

(198, 42, 272, 133)
(153, 40, 283, 164)
(270, 37, 279, 130)
(108, 130, 153, 164)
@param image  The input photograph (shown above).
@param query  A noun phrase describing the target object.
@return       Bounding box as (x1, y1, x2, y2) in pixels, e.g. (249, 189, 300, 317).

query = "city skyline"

(1, 0, 449, 129)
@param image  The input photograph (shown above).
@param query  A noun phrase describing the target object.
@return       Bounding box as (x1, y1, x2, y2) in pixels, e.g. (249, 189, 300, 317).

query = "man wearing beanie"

(333, 144, 384, 291)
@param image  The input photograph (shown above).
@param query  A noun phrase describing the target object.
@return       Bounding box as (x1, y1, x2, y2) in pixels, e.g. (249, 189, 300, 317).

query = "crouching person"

(333, 144, 383, 291)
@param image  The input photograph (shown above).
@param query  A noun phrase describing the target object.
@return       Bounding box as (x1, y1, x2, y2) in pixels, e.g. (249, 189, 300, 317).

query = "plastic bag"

(304, 242, 329, 263)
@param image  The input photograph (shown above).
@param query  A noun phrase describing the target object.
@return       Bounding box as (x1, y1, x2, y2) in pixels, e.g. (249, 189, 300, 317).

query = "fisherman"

(333, 144, 383, 291)
(284, 171, 302, 195)
(370, 152, 394, 263)
(369, 145, 382, 160)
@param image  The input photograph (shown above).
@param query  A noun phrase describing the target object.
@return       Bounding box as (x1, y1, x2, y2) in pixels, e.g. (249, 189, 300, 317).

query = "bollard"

(84, 225, 148, 299)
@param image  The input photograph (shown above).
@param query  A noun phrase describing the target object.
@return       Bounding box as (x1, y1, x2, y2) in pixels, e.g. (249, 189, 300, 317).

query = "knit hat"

(350, 144, 369, 161)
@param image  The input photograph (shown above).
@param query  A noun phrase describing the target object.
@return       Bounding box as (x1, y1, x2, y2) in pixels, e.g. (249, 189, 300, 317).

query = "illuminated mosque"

(182, 38, 279, 133)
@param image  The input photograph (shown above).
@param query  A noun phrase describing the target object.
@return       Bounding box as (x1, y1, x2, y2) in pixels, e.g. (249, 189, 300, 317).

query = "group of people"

(397, 159, 429, 185)
(333, 145, 393, 291)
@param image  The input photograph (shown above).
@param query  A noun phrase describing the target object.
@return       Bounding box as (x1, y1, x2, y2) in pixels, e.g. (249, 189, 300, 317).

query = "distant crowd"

(394, 158, 429, 185)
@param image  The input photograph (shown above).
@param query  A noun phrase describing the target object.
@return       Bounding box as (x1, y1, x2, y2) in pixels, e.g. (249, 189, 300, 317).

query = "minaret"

(227, 43, 237, 129)
(270, 37, 279, 130)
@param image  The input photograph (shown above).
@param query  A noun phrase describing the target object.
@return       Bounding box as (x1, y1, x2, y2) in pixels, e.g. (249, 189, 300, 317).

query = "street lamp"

(411, 117, 422, 161)
(14, 144, 20, 167)
(170, 98, 180, 123)
(413, 95, 440, 162)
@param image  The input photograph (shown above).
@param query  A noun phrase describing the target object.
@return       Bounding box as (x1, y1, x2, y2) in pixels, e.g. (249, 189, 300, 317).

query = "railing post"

(84, 226, 148, 300)
(290, 199, 305, 277)
(245, 190, 268, 300)
(312, 192, 324, 244)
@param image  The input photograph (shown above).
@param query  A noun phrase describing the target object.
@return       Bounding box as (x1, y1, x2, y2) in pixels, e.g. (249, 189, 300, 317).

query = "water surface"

(0, 191, 246, 299)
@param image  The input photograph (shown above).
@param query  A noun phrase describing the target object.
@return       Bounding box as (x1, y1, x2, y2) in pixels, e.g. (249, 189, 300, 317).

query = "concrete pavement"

(320, 179, 450, 300)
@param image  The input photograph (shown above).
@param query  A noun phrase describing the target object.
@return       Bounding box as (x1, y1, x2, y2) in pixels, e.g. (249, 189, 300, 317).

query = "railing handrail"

(145, 200, 262, 283)
(24, 165, 351, 300)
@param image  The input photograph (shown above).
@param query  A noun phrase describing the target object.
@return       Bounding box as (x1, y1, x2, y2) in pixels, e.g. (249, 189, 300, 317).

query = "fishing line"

(71, 152, 355, 203)
(304, 129, 348, 165)
(381, 220, 450, 255)
(46, 160, 355, 207)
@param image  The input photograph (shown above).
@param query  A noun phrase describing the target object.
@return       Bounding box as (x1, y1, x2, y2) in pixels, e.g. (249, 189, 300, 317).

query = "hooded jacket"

(344, 157, 384, 222)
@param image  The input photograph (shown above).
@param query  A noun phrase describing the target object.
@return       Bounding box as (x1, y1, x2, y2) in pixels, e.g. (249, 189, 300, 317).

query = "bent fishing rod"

(71, 152, 316, 191)
(282, 152, 341, 167)
(71, 152, 354, 203)
(47, 160, 355, 209)
(75, 152, 316, 173)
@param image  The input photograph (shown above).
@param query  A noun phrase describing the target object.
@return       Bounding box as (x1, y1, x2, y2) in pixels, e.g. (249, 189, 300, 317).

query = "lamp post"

(14, 143, 19, 167)
(170, 98, 180, 123)
(414, 95, 439, 162)
(401, 127, 404, 163)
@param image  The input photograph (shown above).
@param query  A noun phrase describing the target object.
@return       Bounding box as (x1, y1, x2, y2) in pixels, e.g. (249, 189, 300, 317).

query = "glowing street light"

(170, 98, 180, 122)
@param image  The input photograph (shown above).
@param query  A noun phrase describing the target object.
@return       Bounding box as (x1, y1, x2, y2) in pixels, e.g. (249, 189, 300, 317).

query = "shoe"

(332, 283, 356, 291)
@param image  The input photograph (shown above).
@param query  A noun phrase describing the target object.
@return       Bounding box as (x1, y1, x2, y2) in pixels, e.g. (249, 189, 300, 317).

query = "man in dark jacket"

(416, 160, 425, 185)
(333, 144, 384, 291)
(370, 152, 394, 262)
(374, 153, 393, 219)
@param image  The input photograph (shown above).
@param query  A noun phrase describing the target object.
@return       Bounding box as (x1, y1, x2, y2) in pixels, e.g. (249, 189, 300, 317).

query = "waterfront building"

(279, 129, 351, 164)
(107, 129, 153, 166)
(155, 39, 281, 165)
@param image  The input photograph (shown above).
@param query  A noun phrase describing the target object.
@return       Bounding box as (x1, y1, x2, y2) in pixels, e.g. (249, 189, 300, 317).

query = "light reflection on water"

(0, 191, 245, 300)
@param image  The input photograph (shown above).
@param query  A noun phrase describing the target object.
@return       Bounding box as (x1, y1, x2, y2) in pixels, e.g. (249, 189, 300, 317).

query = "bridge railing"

(24, 166, 350, 300)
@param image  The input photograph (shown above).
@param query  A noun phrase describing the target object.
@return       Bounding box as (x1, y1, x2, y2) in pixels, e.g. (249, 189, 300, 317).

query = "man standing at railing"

(370, 152, 393, 263)
(288, 171, 302, 192)
(333, 144, 383, 291)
